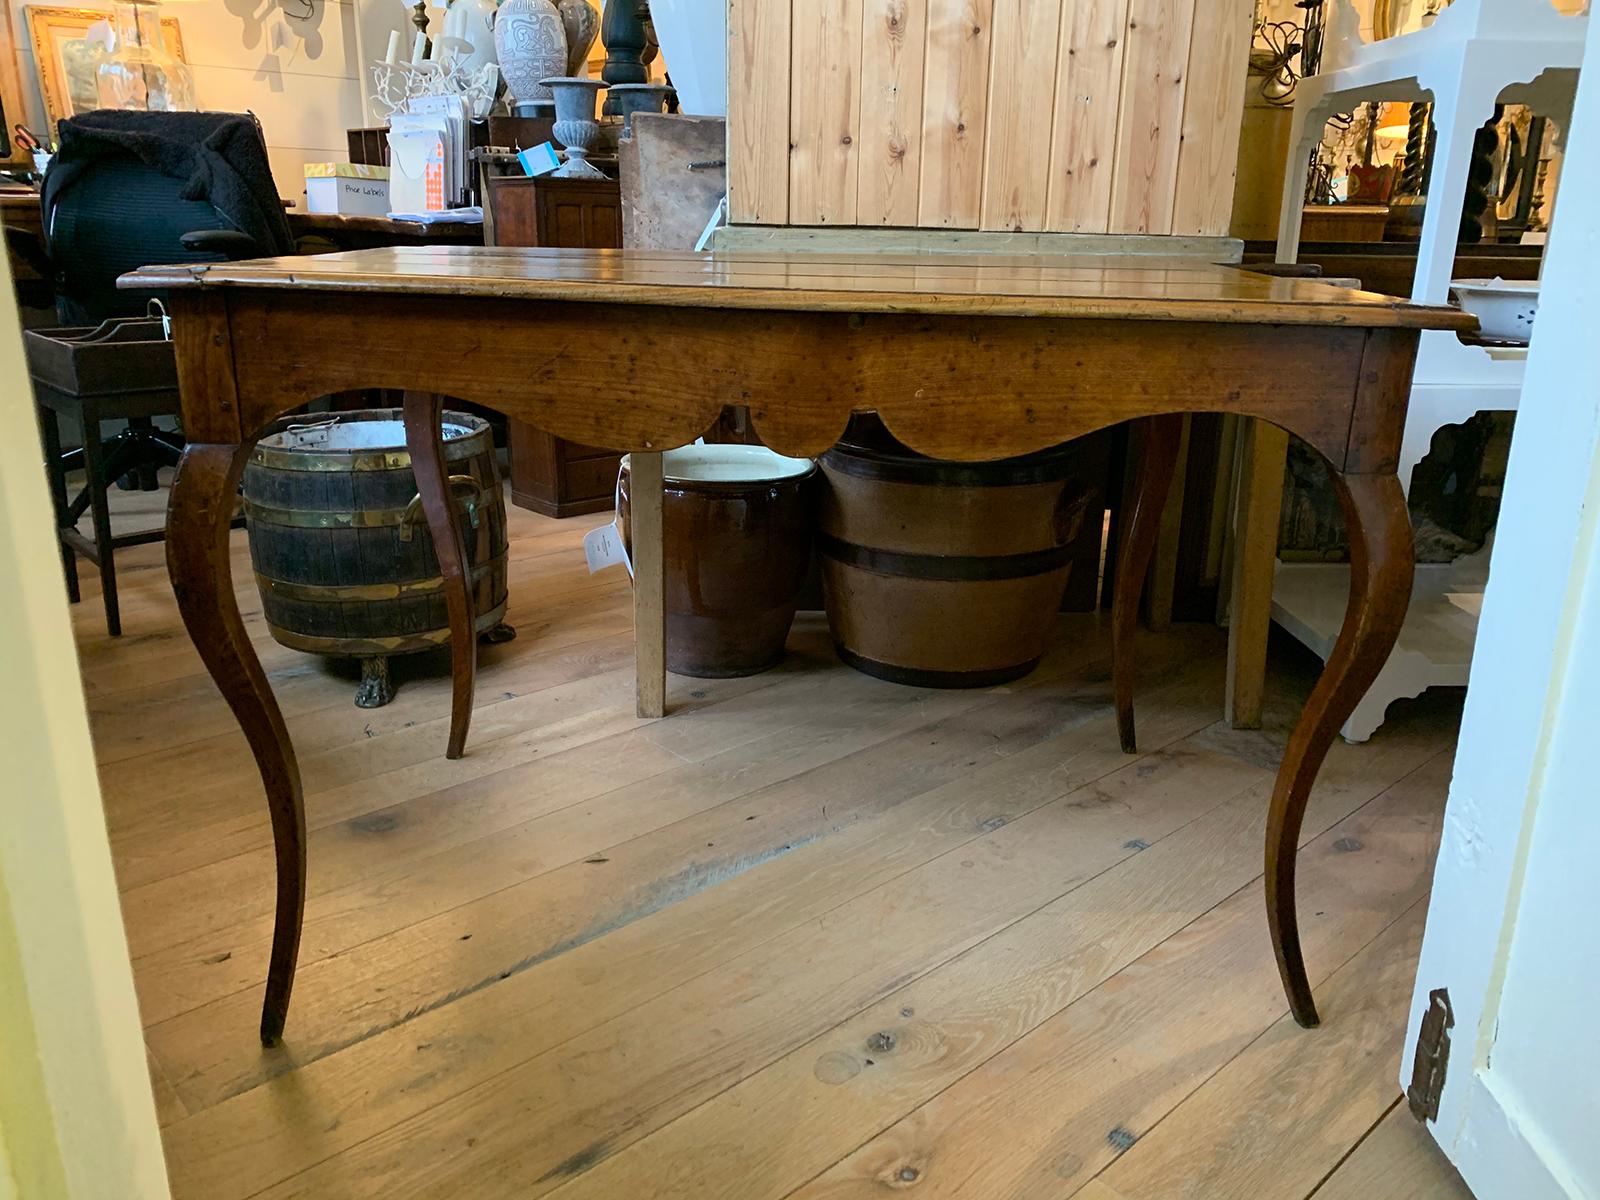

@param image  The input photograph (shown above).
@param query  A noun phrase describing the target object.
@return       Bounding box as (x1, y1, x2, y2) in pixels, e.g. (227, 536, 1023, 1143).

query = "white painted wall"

(9, 0, 366, 208)
(0, 225, 169, 1198)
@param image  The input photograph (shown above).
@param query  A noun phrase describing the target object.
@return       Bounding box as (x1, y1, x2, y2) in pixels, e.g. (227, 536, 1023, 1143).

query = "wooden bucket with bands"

(243, 408, 511, 707)
(818, 416, 1092, 688)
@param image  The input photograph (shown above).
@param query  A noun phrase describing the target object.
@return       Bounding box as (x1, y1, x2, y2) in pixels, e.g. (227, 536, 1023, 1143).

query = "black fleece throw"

(42, 110, 294, 257)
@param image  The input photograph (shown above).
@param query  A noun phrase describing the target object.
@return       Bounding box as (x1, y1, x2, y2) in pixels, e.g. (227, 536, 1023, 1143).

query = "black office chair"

(28, 110, 292, 633)
(38, 109, 293, 488)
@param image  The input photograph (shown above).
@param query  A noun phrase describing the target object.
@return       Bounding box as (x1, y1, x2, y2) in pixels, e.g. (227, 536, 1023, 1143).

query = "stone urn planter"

(542, 76, 608, 177)
(608, 81, 672, 135)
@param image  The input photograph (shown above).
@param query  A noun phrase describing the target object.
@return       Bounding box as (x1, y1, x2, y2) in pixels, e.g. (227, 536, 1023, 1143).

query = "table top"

(124, 245, 1475, 330)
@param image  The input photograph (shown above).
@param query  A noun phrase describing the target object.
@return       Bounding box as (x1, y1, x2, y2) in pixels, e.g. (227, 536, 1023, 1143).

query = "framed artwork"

(25, 5, 187, 138)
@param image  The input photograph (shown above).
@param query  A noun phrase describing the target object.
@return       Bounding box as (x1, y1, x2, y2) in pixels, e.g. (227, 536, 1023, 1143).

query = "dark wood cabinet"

(488, 175, 622, 251)
(488, 173, 625, 518)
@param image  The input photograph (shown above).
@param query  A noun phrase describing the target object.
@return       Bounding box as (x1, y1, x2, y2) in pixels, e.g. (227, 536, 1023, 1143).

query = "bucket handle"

(399, 474, 484, 541)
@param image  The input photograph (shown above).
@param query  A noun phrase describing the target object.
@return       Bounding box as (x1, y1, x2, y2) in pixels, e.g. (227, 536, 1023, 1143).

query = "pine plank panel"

(1312, 1103, 1474, 1200)
(128, 651, 990, 1024)
(918, 0, 995, 228)
(727, 0, 791, 223)
(103, 641, 649, 892)
(150, 630, 1199, 1117)
(91, 573, 629, 766)
(78, 486, 1469, 1200)
(545, 741, 1451, 1200)
(1170, 0, 1255, 236)
(161, 656, 1231, 1200)
(1089, 904, 1432, 1198)
(788, 0, 864, 224)
(245, 715, 1267, 1200)
(1107, 0, 1197, 235)
(147, 1044, 189, 1128)
(856, 0, 928, 225)
(1045, 0, 1131, 232)
(789, 751, 1449, 1198)
(978, 0, 1065, 232)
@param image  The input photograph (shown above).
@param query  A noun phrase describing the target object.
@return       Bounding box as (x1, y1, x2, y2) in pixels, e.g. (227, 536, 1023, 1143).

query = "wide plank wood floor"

(73, 482, 1476, 1200)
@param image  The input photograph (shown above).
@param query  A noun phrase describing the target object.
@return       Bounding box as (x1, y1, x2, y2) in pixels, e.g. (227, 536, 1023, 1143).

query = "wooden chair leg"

(1111, 414, 1184, 753)
(38, 406, 79, 603)
(402, 391, 475, 759)
(1266, 470, 1412, 1027)
(81, 412, 120, 636)
(167, 443, 305, 1045)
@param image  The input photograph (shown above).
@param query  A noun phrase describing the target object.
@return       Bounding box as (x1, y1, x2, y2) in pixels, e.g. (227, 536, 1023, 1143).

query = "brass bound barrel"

(243, 409, 510, 707)
(819, 416, 1092, 688)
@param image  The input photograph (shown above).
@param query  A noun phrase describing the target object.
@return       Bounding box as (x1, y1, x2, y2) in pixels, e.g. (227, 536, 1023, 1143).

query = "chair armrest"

(179, 229, 264, 259)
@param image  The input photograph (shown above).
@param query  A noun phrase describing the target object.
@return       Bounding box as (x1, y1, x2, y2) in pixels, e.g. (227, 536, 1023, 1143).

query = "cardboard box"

(304, 162, 390, 216)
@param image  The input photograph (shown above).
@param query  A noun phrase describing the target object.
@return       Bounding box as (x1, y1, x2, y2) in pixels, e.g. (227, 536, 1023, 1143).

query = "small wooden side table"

(125, 246, 1472, 1046)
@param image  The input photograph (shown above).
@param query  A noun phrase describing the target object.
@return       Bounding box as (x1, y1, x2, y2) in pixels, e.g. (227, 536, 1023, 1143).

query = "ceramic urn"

(493, 0, 568, 103)
(557, 0, 600, 75)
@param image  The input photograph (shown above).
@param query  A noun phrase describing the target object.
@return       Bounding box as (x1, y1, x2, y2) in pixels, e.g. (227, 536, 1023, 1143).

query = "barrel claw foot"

(355, 655, 394, 708)
(481, 622, 517, 645)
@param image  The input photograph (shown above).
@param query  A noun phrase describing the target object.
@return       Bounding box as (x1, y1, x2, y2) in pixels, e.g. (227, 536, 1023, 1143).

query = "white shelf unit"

(1269, 0, 1584, 740)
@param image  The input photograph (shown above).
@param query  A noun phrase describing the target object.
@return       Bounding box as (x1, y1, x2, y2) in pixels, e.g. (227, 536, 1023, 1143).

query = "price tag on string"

(583, 521, 631, 576)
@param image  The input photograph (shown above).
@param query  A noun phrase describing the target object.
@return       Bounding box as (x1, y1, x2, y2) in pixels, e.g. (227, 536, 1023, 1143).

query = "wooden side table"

(126, 246, 1473, 1044)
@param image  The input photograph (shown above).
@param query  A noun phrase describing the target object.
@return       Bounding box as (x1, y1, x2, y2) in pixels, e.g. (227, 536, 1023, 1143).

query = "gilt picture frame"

(25, 5, 186, 139)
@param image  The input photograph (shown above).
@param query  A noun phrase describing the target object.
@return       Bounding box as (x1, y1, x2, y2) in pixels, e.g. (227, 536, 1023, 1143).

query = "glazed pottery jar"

(618, 445, 817, 678)
(494, 0, 567, 103)
(556, 0, 600, 74)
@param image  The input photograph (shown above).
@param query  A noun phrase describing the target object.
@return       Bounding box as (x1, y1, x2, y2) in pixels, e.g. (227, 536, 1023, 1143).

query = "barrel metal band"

(817, 533, 1073, 581)
(254, 556, 503, 603)
(241, 494, 488, 529)
(265, 601, 509, 655)
(250, 432, 491, 473)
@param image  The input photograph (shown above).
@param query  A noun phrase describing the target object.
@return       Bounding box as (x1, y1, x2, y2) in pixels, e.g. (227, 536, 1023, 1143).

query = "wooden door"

(1403, 16, 1599, 1195)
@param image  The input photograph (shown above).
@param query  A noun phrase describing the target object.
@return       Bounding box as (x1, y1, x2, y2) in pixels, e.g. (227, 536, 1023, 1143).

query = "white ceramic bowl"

(1449, 278, 1539, 343)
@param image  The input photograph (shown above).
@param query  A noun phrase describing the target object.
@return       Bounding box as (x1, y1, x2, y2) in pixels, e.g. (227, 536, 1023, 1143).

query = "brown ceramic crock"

(618, 445, 817, 678)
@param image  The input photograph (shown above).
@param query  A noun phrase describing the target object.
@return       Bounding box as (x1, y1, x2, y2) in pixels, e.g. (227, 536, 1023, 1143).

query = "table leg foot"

(1267, 471, 1412, 1027)
(403, 391, 475, 760)
(1112, 415, 1184, 753)
(168, 444, 305, 1046)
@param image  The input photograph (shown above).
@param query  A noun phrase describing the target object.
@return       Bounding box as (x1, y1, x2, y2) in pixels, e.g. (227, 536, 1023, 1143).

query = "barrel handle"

(399, 474, 484, 541)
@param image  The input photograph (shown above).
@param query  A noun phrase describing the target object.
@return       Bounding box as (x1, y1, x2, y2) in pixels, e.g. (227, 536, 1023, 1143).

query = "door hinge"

(1407, 987, 1454, 1122)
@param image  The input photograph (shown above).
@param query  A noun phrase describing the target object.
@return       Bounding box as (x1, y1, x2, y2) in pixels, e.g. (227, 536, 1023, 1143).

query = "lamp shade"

(1374, 101, 1412, 140)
